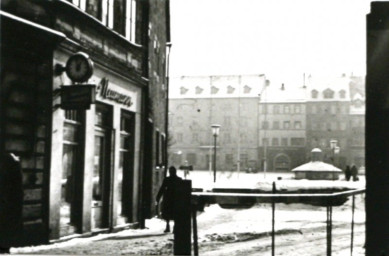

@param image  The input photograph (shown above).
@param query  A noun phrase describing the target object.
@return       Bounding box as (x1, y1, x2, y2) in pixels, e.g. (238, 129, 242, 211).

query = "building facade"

(169, 74, 365, 173)
(1, 0, 170, 245)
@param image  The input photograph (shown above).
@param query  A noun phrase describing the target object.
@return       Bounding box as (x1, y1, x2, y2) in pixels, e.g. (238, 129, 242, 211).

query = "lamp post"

(211, 124, 221, 183)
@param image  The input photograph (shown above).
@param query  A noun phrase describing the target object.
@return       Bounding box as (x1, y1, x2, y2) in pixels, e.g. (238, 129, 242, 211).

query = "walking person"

(156, 166, 182, 233)
(351, 164, 359, 181)
(344, 165, 352, 181)
(0, 153, 24, 253)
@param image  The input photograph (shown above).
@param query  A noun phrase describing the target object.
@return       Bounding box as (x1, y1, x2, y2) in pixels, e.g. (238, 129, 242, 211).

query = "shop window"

(119, 110, 135, 220)
(61, 110, 84, 236)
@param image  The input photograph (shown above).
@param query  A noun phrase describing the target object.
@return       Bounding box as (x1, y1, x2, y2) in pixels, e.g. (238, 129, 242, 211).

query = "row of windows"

(262, 137, 305, 147)
(66, 0, 137, 43)
(311, 121, 348, 131)
(308, 105, 348, 114)
(262, 120, 303, 130)
(311, 89, 346, 99)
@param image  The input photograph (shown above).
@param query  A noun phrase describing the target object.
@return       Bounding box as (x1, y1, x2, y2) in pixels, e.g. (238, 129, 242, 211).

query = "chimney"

(281, 83, 285, 90)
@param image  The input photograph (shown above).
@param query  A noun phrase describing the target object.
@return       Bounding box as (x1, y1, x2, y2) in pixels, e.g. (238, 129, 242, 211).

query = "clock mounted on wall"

(65, 52, 94, 83)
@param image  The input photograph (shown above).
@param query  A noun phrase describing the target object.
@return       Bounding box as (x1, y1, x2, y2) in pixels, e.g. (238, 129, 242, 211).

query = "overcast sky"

(169, 0, 373, 80)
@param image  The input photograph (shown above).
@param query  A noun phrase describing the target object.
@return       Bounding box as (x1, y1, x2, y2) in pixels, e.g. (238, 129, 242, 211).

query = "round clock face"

(65, 52, 94, 83)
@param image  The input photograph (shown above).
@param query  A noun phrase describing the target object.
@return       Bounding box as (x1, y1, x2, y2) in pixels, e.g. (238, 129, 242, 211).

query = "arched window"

(323, 89, 334, 99)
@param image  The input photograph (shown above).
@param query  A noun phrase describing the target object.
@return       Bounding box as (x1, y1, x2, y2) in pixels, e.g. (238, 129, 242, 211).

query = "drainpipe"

(165, 42, 172, 177)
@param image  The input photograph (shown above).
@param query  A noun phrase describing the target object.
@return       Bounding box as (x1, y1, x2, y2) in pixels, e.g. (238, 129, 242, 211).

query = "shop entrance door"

(92, 105, 112, 230)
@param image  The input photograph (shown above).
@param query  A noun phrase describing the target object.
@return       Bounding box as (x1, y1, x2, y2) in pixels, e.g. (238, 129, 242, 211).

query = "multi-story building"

(305, 74, 352, 170)
(0, 0, 170, 245)
(169, 74, 365, 173)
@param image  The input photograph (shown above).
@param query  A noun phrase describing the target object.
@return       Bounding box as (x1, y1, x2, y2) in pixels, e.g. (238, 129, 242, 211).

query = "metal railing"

(190, 186, 365, 256)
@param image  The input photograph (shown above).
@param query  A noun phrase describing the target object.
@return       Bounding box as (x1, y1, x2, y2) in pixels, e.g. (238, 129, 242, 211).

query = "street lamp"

(211, 124, 221, 182)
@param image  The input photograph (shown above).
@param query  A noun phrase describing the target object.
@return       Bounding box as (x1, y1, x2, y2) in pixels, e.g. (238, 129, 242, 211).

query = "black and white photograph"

(0, 0, 387, 255)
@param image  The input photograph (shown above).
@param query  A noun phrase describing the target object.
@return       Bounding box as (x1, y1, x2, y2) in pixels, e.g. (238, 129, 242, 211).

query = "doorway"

(92, 104, 112, 230)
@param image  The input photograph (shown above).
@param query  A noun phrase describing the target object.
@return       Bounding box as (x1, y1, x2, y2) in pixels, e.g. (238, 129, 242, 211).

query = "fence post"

(350, 195, 355, 256)
(326, 203, 333, 256)
(272, 182, 276, 256)
(192, 206, 199, 256)
(174, 180, 192, 255)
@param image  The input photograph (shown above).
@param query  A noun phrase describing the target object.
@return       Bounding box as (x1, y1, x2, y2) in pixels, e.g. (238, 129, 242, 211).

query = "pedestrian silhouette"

(351, 164, 359, 181)
(156, 166, 182, 233)
(344, 165, 352, 181)
(0, 153, 23, 253)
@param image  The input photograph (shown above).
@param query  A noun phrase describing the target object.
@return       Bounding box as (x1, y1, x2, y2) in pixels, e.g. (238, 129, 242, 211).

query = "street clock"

(65, 52, 94, 83)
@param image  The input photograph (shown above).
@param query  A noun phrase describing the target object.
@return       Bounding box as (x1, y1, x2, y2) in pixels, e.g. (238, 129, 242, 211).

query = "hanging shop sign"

(96, 78, 133, 107)
(60, 84, 96, 110)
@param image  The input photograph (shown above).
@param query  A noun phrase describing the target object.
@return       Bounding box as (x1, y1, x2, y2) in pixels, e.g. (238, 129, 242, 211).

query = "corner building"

(0, 0, 170, 245)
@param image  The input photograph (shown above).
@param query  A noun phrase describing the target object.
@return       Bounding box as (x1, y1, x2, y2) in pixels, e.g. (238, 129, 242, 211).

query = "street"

(13, 171, 365, 255)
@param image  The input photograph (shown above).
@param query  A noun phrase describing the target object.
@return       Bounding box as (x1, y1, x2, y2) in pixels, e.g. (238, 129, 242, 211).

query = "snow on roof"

(292, 161, 342, 172)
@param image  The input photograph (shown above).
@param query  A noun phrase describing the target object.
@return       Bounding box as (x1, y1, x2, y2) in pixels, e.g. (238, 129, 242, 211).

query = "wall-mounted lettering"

(97, 78, 133, 107)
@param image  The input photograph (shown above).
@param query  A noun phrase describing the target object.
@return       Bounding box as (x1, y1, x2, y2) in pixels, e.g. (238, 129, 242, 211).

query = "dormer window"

(339, 90, 346, 99)
(243, 85, 251, 94)
(227, 85, 235, 94)
(180, 87, 188, 95)
(195, 86, 203, 94)
(211, 86, 219, 94)
(323, 89, 334, 99)
(311, 90, 318, 99)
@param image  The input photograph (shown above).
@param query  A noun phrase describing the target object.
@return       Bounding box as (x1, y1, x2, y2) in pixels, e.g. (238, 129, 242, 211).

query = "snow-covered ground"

(12, 171, 365, 255)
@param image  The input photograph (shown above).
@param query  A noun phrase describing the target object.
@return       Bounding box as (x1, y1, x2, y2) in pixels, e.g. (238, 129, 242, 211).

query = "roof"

(292, 161, 342, 172)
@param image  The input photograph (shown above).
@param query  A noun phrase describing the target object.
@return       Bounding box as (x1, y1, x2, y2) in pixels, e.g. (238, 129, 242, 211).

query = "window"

(340, 122, 347, 130)
(294, 121, 302, 129)
(294, 105, 301, 113)
(291, 138, 305, 146)
(273, 121, 280, 129)
(224, 133, 231, 143)
(126, 0, 137, 42)
(262, 121, 269, 129)
(224, 116, 231, 126)
(281, 138, 288, 146)
(339, 90, 346, 99)
(331, 121, 337, 131)
(323, 89, 335, 99)
(86, 0, 103, 20)
(113, 0, 126, 35)
(273, 105, 280, 114)
(186, 153, 197, 165)
(311, 90, 318, 98)
(225, 154, 233, 165)
(283, 121, 290, 129)
(262, 138, 269, 146)
(176, 133, 183, 143)
(176, 116, 183, 127)
(331, 105, 336, 114)
(284, 105, 290, 114)
(243, 85, 251, 94)
(272, 138, 279, 146)
(192, 133, 199, 143)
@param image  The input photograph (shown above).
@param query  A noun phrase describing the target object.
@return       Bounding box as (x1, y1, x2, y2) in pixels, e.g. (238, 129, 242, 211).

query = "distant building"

(169, 74, 365, 172)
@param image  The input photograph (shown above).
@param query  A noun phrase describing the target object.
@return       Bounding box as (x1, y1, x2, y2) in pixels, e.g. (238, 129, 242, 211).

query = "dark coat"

(0, 153, 24, 248)
(156, 175, 182, 220)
